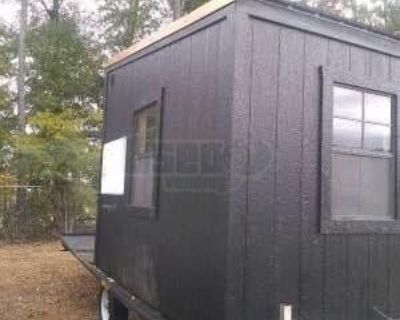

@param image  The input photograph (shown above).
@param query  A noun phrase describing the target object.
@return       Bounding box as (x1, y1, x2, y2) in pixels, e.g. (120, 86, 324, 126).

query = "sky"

(0, 0, 98, 27)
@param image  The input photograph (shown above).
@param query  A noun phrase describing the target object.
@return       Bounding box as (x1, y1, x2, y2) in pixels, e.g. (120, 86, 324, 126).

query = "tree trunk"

(17, 0, 27, 129)
(14, 0, 29, 239)
(51, 0, 61, 21)
(39, 0, 62, 21)
(124, 0, 140, 47)
(171, 0, 183, 20)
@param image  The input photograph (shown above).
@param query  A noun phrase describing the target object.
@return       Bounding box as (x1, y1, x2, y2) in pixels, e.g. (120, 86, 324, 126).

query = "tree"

(0, 23, 15, 172)
(11, 0, 29, 239)
(374, 0, 400, 32)
(0, 23, 18, 239)
(182, 0, 209, 15)
(301, 0, 357, 18)
(0, 5, 104, 239)
(14, 110, 99, 234)
(27, 18, 102, 114)
(17, 0, 28, 130)
(167, 0, 209, 20)
(168, 0, 182, 19)
(99, 0, 166, 52)
(301, 0, 400, 32)
(98, 0, 210, 54)
(0, 23, 13, 114)
(38, 0, 64, 21)
(22, 10, 103, 235)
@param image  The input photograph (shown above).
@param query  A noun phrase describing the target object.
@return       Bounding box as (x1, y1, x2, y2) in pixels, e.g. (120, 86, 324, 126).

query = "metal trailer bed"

(61, 235, 95, 264)
(60, 235, 165, 320)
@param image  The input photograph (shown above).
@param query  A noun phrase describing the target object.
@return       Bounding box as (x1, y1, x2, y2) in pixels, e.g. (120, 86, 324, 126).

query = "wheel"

(99, 287, 129, 320)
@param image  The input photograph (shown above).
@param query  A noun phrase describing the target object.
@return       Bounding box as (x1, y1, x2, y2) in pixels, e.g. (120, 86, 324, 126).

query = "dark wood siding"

(97, 8, 235, 320)
(240, 12, 400, 320)
(324, 41, 350, 320)
(97, 2, 400, 320)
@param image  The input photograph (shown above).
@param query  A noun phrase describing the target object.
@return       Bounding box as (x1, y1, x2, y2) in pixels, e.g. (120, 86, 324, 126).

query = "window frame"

(126, 90, 165, 219)
(320, 67, 400, 234)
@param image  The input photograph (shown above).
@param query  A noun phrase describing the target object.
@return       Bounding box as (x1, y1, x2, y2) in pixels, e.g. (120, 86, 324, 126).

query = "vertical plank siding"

(324, 40, 351, 320)
(344, 46, 369, 320)
(274, 27, 305, 319)
(299, 34, 328, 320)
(366, 52, 391, 320)
(245, 19, 280, 320)
(244, 16, 400, 320)
(225, 10, 252, 320)
(100, 3, 400, 320)
(99, 13, 234, 320)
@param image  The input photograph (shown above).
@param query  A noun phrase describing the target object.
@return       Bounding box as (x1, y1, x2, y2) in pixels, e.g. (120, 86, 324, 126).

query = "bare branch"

(38, 0, 50, 13)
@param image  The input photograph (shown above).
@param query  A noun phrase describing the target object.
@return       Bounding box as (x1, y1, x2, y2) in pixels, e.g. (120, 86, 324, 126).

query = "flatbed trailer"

(61, 235, 95, 264)
(60, 234, 166, 320)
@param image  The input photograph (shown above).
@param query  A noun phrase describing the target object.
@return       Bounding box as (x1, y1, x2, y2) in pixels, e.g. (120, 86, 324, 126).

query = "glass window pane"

(132, 105, 161, 209)
(145, 107, 160, 153)
(364, 124, 391, 151)
(365, 93, 391, 124)
(330, 86, 394, 222)
(333, 86, 362, 120)
(135, 112, 148, 155)
(331, 154, 394, 220)
(131, 157, 154, 208)
(359, 157, 394, 219)
(331, 153, 361, 218)
(135, 106, 160, 155)
(333, 118, 362, 148)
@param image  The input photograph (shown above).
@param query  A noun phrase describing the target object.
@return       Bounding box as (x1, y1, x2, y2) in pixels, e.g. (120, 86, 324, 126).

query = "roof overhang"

(105, 0, 235, 68)
(105, 0, 400, 69)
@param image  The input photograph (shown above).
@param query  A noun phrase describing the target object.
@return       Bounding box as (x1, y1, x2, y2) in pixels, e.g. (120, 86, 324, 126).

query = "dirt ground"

(0, 241, 98, 320)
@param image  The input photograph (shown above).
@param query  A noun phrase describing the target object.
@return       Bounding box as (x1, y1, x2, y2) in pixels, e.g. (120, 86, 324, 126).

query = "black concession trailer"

(65, 0, 400, 319)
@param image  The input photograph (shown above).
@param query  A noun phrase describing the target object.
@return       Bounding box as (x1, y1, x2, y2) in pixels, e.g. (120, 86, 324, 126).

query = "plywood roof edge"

(105, 0, 236, 68)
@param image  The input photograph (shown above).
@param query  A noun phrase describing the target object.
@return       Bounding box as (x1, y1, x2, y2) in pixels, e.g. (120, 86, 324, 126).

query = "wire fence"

(0, 184, 97, 241)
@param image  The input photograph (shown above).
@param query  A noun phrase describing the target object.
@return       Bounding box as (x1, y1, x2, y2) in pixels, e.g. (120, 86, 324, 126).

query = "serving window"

(320, 68, 400, 233)
(128, 99, 163, 217)
(331, 86, 394, 221)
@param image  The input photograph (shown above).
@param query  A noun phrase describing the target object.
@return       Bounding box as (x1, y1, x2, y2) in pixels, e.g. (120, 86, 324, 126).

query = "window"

(130, 103, 161, 209)
(320, 67, 400, 233)
(331, 86, 395, 221)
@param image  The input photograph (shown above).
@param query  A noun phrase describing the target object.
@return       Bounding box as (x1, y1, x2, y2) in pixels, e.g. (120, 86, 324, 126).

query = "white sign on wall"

(101, 137, 127, 195)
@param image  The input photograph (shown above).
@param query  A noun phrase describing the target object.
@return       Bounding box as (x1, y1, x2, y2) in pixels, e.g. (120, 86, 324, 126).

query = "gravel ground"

(0, 241, 98, 320)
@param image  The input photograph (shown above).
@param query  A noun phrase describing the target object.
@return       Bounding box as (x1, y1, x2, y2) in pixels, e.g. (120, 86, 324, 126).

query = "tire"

(99, 287, 129, 320)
